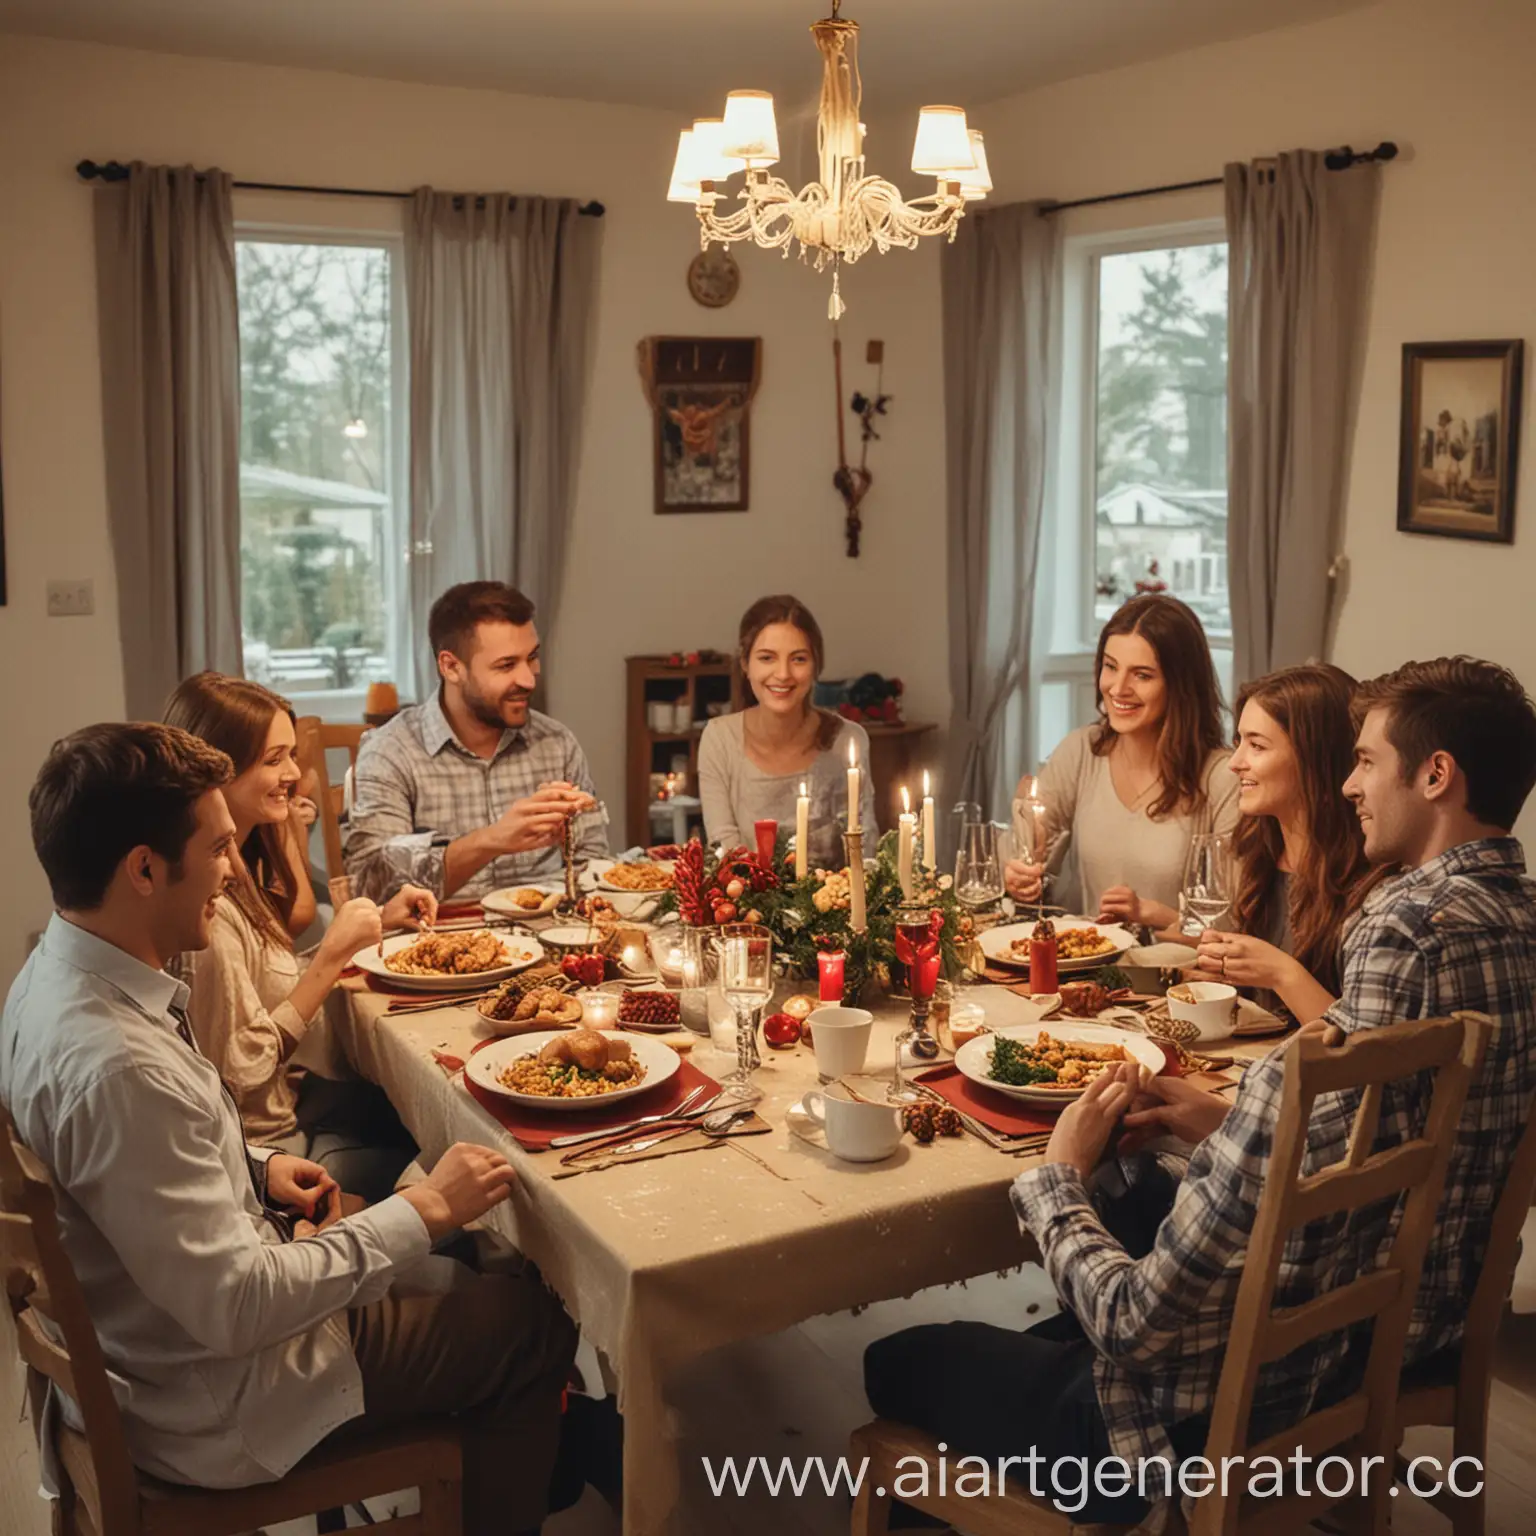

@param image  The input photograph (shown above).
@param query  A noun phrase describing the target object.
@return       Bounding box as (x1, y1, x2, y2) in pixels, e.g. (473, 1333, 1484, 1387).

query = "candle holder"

(889, 903, 942, 1102)
(842, 828, 867, 934)
(552, 813, 581, 916)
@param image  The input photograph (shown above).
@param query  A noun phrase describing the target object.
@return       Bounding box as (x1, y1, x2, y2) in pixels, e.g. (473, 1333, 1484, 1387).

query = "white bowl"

(1165, 981, 1239, 1042)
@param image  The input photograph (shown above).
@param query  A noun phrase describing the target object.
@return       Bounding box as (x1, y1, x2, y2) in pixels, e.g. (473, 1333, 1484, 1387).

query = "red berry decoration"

(713, 901, 737, 922)
(762, 1012, 803, 1049)
(618, 989, 680, 1026)
(561, 953, 605, 987)
(725, 878, 745, 900)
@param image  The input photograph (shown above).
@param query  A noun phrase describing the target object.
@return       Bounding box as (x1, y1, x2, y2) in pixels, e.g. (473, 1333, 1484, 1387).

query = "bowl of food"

(477, 981, 584, 1035)
(466, 1028, 682, 1111)
(538, 924, 609, 960)
(616, 987, 683, 1033)
(587, 858, 673, 917)
(1165, 981, 1238, 1042)
(954, 1023, 1163, 1106)
(353, 929, 542, 992)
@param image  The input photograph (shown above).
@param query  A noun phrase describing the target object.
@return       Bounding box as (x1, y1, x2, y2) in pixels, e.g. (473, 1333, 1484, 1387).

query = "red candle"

(817, 949, 847, 1002)
(1029, 919, 1059, 996)
(754, 818, 779, 868)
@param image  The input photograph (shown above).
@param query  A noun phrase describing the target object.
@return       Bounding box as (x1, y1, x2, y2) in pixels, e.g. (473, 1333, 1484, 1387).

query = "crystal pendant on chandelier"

(665, 1, 991, 318)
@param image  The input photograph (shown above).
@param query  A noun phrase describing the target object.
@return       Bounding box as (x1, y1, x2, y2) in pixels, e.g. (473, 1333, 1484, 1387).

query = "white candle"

(848, 847, 867, 933)
(921, 769, 937, 872)
(897, 786, 916, 899)
(795, 781, 810, 881)
(1025, 774, 1048, 863)
(846, 739, 861, 833)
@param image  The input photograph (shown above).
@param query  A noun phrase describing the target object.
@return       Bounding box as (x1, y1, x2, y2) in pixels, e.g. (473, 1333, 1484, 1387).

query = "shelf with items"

(625, 655, 744, 848)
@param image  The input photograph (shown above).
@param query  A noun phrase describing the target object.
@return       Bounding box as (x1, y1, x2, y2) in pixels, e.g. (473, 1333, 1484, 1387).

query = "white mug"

(806, 1006, 874, 1081)
(800, 1088, 902, 1163)
(1166, 980, 1239, 1042)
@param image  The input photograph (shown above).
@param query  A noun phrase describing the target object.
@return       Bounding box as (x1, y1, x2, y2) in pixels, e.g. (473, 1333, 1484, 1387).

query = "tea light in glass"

(648, 930, 687, 983)
(577, 990, 619, 1028)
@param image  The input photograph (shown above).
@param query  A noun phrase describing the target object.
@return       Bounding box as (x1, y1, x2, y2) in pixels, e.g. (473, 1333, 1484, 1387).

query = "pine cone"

(901, 1104, 938, 1145)
(933, 1106, 963, 1138)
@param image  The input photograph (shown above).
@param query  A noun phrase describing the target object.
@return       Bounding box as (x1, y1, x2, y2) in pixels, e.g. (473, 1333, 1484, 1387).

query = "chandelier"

(666, 0, 991, 318)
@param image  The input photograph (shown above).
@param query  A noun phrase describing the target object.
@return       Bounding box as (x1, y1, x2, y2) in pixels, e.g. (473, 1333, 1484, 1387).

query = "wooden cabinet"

(864, 723, 939, 837)
(624, 656, 745, 848)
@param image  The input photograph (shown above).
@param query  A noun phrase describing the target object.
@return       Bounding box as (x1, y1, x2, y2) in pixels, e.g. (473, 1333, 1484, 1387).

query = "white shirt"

(0, 916, 431, 1488)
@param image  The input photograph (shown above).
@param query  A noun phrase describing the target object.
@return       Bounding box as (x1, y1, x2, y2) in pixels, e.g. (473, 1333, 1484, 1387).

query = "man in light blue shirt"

(2, 723, 575, 1532)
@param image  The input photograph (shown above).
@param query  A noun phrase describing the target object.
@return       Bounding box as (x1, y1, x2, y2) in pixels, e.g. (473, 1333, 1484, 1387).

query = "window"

(236, 235, 407, 714)
(1036, 219, 1231, 761)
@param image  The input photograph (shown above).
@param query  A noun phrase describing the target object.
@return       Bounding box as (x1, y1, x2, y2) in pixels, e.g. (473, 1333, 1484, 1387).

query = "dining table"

(330, 940, 1276, 1536)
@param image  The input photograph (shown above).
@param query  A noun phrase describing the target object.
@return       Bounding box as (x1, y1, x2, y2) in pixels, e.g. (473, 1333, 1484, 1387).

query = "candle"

(921, 769, 937, 872)
(816, 948, 846, 1003)
(846, 739, 861, 832)
(795, 782, 809, 881)
(1025, 774, 1048, 864)
(754, 818, 778, 868)
(897, 786, 916, 899)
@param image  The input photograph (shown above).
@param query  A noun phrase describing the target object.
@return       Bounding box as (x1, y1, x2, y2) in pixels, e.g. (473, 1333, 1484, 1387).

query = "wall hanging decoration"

(686, 246, 740, 308)
(637, 336, 762, 514)
(831, 336, 889, 555)
(1397, 339, 1523, 544)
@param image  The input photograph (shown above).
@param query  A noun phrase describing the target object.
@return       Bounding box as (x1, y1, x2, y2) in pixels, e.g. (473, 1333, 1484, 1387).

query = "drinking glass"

(718, 923, 774, 1105)
(1179, 834, 1233, 937)
(890, 904, 943, 1102)
(953, 821, 1006, 914)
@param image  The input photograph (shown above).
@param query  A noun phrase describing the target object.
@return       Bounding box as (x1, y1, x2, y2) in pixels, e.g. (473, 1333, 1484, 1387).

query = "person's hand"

(1097, 886, 1145, 926)
(1118, 1072, 1232, 1153)
(491, 786, 587, 855)
(399, 1142, 518, 1241)
(381, 885, 438, 930)
(537, 780, 598, 817)
(319, 897, 384, 963)
(289, 795, 319, 827)
(266, 1155, 340, 1222)
(1043, 1061, 1145, 1179)
(1195, 931, 1297, 992)
(294, 1189, 364, 1239)
(1004, 860, 1044, 904)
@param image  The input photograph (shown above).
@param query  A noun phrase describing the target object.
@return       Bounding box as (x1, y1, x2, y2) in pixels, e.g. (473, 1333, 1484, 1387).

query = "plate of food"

(582, 858, 673, 917)
(353, 929, 544, 992)
(954, 1023, 1164, 1106)
(978, 919, 1137, 974)
(466, 1028, 682, 1111)
(477, 981, 584, 1035)
(482, 884, 563, 919)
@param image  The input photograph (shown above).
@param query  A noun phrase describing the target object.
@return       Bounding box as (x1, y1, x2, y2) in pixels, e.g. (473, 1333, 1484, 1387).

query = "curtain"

(405, 191, 600, 699)
(94, 163, 242, 718)
(1225, 151, 1380, 684)
(940, 202, 1061, 836)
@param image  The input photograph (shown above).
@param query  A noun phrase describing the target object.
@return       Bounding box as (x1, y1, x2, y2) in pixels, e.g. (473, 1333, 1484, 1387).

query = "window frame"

(1033, 208, 1229, 764)
(233, 207, 411, 723)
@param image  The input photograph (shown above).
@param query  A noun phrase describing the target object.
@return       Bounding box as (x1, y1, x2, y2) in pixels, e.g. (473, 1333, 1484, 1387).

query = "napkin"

(464, 1044, 723, 1153)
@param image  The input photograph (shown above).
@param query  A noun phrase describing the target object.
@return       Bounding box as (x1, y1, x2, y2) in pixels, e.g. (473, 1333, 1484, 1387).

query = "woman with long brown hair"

(165, 673, 435, 1200)
(698, 594, 877, 865)
(1194, 663, 1371, 1021)
(1005, 594, 1238, 928)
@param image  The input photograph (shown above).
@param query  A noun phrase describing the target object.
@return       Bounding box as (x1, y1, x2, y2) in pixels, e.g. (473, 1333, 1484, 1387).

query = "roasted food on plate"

(496, 1030, 646, 1098)
(384, 930, 509, 976)
(986, 1030, 1129, 1090)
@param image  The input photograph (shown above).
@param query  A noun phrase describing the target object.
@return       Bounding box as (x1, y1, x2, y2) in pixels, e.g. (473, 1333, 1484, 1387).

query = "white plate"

(352, 930, 544, 992)
(954, 1021, 1164, 1106)
(482, 884, 563, 919)
(978, 919, 1137, 974)
(465, 1030, 683, 1112)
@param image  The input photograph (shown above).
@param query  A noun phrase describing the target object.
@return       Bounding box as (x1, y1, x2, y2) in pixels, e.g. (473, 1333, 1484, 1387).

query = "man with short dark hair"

(3, 723, 576, 1533)
(345, 581, 608, 901)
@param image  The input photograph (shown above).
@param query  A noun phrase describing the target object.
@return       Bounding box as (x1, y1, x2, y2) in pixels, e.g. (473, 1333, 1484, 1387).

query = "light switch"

(46, 579, 95, 617)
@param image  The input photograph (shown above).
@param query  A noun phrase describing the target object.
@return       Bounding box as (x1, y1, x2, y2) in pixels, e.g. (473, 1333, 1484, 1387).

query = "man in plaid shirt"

(865, 658, 1536, 1524)
(345, 582, 609, 902)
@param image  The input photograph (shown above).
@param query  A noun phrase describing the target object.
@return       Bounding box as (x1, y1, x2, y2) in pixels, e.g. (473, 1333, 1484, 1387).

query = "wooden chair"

(0, 1107, 461, 1536)
(1392, 1078, 1536, 1533)
(294, 716, 368, 884)
(850, 1012, 1491, 1536)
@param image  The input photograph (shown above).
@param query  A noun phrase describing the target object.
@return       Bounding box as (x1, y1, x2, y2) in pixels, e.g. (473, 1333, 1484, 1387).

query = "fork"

(547, 1086, 714, 1149)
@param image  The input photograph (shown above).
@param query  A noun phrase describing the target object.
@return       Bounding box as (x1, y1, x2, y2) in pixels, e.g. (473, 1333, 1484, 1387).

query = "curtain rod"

(75, 159, 605, 217)
(1037, 141, 1397, 216)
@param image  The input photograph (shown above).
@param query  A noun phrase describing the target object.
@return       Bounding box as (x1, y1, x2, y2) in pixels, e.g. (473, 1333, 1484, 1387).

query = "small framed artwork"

(636, 336, 762, 514)
(1397, 339, 1524, 543)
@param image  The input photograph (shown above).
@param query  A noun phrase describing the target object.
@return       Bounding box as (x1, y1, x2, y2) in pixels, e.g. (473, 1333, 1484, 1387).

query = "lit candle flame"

(923, 769, 931, 796)
(901, 785, 911, 814)
(800, 781, 807, 795)
(848, 740, 858, 768)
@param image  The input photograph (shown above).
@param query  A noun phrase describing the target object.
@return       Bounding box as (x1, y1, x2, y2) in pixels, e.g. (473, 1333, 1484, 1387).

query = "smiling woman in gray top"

(698, 595, 877, 868)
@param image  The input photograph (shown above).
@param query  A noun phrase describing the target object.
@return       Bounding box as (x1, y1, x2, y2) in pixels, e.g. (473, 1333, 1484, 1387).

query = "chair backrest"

(295, 717, 368, 884)
(1192, 1011, 1490, 1536)
(0, 1106, 142, 1534)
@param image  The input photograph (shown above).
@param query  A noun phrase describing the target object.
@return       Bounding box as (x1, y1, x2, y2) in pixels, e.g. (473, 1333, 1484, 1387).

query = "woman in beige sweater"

(1006, 595, 1238, 930)
(166, 672, 435, 1202)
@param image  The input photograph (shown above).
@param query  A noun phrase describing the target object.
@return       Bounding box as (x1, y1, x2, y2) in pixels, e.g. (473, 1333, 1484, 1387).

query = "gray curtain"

(94, 163, 242, 718)
(405, 191, 600, 698)
(1225, 151, 1380, 684)
(941, 202, 1061, 834)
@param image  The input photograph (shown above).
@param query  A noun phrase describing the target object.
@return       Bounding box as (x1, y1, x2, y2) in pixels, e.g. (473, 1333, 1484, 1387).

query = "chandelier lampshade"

(665, 1, 990, 317)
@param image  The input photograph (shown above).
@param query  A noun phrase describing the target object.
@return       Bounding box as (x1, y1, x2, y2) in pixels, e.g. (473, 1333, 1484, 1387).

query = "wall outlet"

(46, 579, 95, 617)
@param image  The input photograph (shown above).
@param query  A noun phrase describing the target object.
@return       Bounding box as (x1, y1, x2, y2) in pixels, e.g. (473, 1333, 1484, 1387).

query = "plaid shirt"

(343, 693, 609, 902)
(1012, 836, 1536, 1468)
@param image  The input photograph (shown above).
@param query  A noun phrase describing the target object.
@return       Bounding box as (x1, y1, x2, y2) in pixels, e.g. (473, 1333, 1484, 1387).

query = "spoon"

(700, 1105, 755, 1137)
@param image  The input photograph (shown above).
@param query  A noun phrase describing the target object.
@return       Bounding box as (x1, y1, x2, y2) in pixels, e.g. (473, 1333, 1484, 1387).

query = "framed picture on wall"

(1396, 339, 1523, 544)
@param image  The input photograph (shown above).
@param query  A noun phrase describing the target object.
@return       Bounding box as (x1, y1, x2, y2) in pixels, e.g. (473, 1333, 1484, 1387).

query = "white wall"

(881, 0, 1536, 840)
(0, 34, 948, 979)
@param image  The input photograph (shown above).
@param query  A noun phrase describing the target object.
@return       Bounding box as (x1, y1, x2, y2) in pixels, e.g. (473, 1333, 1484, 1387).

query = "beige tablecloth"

(333, 985, 1065, 1534)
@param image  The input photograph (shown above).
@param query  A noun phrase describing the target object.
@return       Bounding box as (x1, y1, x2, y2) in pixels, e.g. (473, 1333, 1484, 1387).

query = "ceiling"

(0, 0, 1372, 114)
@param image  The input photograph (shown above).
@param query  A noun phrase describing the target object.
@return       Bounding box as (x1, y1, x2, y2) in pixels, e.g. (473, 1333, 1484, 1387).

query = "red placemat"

(463, 1039, 722, 1152)
(436, 901, 485, 922)
(914, 1040, 1181, 1137)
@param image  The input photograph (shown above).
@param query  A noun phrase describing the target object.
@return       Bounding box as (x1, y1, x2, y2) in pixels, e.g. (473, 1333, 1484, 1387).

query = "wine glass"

(1179, 834, 1233, 937)
(953, 821, 1006, 914)
(718, 923, 773, 1106)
